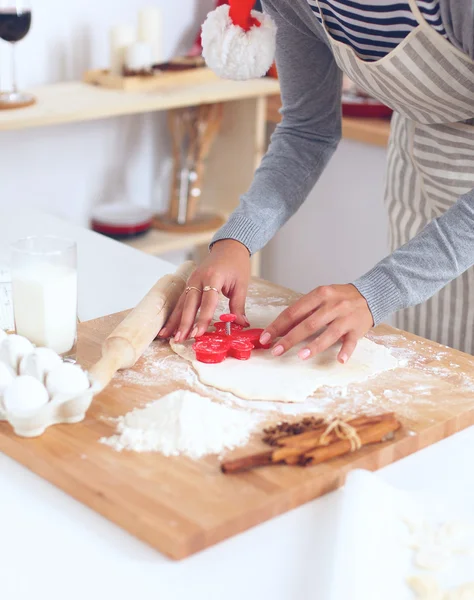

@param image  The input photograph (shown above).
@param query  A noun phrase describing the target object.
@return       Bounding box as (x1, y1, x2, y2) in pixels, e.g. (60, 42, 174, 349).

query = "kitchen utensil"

(153, 103, 224, 233)
(192, 313, 270, 363)
(89, 260, 195, 391)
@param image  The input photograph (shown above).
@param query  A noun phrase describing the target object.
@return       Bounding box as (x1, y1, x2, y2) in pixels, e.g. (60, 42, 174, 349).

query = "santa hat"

(201, 0, 277, 81)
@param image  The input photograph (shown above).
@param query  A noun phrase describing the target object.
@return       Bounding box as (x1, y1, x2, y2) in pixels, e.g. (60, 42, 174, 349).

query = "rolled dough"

(170, 305, 400, 403)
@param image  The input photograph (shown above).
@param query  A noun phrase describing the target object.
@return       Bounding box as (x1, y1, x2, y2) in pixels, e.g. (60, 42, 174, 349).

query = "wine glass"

(0, 0, 33, 108)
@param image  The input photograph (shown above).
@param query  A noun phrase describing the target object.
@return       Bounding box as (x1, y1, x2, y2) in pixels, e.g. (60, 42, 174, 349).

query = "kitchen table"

(1, 208, 474, 600)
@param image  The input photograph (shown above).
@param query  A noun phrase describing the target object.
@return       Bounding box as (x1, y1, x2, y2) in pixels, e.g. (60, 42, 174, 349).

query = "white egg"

(0, 334, 34, 372)
(0, 361, 15, 396)
(19, 348, 62, 383)
(3, 376, 49, 416)
(46, 363, 90, 398)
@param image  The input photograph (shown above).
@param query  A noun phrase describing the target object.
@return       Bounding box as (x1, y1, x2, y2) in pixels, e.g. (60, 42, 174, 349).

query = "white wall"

(0, 0, 215, 225)
(262, 139, 389, 292)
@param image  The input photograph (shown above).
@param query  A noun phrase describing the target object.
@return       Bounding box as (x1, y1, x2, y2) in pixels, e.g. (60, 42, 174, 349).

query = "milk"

(12, 264, 77, 354)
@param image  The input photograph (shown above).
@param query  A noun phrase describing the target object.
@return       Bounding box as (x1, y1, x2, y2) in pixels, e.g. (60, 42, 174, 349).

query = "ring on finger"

(185, 286, 202, 295)
(203, 286, 219, 293)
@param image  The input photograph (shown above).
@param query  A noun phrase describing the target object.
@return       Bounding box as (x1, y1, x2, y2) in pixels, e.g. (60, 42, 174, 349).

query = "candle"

(125, 41, 153, 72)
(138, 7, 163, 64)
(110, 25, 136, 76)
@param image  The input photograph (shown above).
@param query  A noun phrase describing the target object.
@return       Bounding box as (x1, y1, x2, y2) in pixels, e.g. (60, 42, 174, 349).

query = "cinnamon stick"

(263, 417, 325, 445)
(220, 413, 400, 475)
(221, 450, 275, 474)
(300, 416, 401, 466)
(275, 414, 394, 448)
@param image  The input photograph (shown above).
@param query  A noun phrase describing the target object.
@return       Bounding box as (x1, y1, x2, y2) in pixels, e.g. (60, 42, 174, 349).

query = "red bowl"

(90, 203, 153, 239)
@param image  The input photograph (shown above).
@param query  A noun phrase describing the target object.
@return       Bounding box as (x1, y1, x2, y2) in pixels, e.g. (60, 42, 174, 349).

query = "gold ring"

(203, 286, 219, 293)
(185, 286, 202, 295)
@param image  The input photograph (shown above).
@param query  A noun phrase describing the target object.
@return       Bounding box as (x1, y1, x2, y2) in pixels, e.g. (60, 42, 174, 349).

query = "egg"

(3, 376, 49, 416)
(0, 334, 34, 372)
(46, 363, 90, 398)
(19, 348, 62, 383)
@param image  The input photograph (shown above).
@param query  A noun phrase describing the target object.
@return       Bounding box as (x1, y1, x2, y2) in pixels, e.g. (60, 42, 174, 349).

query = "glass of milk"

(11, 237, 77, 355)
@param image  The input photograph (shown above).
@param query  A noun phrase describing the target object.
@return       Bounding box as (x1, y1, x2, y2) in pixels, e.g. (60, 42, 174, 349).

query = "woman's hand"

(259, 284, 373, 363)
(159, 239, 251, 342)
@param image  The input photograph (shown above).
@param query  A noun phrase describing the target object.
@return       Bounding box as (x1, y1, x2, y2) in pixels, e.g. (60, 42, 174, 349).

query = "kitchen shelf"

(0, 78, 280, 131)
(124, 222, 223, 255)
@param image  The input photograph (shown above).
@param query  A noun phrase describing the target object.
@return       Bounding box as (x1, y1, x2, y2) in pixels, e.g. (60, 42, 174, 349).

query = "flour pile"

(100, 390, 261, 458)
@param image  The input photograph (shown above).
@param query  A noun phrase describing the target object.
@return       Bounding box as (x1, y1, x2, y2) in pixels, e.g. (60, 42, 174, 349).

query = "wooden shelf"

(0, 78, 280, 131)
(124, 223, 222, 255)
(266, 93, 391, 147)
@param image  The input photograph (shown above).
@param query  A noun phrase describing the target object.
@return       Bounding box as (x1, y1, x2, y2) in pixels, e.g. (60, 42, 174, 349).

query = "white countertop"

(1, 209, 474, 600)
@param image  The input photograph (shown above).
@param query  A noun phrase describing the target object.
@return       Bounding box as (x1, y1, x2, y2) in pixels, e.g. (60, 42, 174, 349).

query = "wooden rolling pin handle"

(89, 261, 195, 391)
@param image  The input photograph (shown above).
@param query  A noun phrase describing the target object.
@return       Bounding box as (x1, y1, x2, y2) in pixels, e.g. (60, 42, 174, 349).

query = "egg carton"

(0, 379, 99, 438)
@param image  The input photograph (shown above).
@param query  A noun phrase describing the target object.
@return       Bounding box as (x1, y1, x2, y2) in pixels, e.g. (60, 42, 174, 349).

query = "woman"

(161, 0, 474, 363)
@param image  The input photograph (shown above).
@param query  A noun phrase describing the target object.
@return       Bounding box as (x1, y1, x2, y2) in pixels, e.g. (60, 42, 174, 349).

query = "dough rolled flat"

(170, 305, 399, 403)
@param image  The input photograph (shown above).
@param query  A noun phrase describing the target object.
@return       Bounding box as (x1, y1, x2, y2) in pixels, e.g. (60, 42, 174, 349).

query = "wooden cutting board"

(1, 279, 474, 560)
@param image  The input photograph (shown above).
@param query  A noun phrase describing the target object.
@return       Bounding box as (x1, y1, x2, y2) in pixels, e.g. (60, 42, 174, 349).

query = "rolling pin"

(89, 261, 195, 391)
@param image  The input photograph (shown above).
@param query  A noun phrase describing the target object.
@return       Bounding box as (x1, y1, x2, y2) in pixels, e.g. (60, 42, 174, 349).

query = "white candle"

(110, 25, 136, 76)
(125, 41, 153, 72)
(138, 7, 163, 64)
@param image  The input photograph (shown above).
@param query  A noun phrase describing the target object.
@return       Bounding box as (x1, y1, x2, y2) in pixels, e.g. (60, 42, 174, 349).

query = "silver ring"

(203, 286, 219, 293)
(185, 286, 202, 295)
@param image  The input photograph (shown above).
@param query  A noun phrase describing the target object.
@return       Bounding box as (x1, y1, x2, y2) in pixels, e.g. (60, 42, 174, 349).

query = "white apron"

(311, 0, 474, 353)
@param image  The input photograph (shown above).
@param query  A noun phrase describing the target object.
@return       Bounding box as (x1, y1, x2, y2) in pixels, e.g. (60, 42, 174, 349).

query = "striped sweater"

(308, 0, 446, 61)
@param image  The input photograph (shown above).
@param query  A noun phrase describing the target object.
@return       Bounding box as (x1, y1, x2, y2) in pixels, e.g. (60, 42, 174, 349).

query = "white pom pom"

(201, 5, 276, 81)
(46, 363, 90, 399)
(3, 376, 49, 416)
(0, 334, 34, 372)
(19, 348, 63, 384)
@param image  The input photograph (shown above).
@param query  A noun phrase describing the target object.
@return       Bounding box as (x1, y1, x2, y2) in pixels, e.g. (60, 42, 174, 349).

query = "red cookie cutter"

(192, 313, 271, 364)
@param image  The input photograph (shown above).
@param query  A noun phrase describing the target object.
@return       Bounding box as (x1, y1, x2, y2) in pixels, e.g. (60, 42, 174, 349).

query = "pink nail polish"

(174, 332, 181, 342)
(299, 349, 311, 360)
(159, 327, 167, 337)
(272, 345, 284, 357)
(339, 353, 348, 364)
(190, 326, 198, 339)
(260, 332, 271, 345)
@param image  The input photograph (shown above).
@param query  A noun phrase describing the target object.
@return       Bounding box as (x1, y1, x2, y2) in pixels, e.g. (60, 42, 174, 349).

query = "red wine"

(0, 9, 31, 43)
